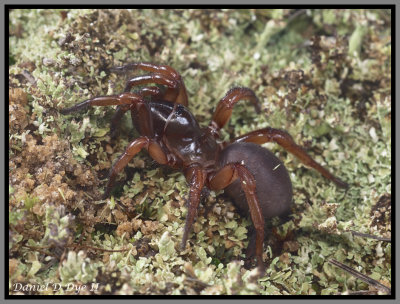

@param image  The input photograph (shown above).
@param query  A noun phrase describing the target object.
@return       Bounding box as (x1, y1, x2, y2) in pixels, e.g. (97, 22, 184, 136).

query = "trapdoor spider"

(61, 63, 348, 271)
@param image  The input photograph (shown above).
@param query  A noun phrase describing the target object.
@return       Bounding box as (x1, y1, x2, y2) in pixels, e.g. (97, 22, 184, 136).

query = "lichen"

(9, 9, 391, 295)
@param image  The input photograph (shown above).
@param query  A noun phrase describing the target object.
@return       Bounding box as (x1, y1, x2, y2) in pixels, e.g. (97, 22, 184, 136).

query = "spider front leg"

(109, 62, 189, 136)
(105, 100, 173, 198)
(112, 62, 189, 106)
(103, 136, 168, 199)
(232, 127, 348, 188)
(59, 92, 167, 198)
(123, 74, 181, 103)
(208, 87, 261, 137)
(60, 92, 142, 114)
(209, 163, 265, 272)
(110, 87, 163, 138)
(61, 92, 141, 139)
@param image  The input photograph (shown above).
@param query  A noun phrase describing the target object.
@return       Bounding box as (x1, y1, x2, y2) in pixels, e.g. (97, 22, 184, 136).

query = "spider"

(60, 62, 348, 271)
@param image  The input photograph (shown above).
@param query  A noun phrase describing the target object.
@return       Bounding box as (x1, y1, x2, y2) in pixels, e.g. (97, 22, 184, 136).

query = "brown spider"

(60, 62, 348, 271)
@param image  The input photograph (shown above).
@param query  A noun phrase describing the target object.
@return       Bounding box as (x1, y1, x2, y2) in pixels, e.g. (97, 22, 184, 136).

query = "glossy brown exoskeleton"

(60, 63, 348, 271)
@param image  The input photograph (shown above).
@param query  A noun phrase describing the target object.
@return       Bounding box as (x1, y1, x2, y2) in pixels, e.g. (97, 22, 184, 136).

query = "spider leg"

(104, 98, 169, 198)
(60, 92, 142, 114)
(60, 92, 167, 198)
(112, 62, 188, 106)
(103, 136, 168, 199)
(208, 87, 261, 136)
(232, 127, 348, 188)
(209, 163, 265, 272)
(110, 87, 163, 139)
(180, 165, 206, 250)
(123, 74, 180, 102)
(138, 86, 163, 99)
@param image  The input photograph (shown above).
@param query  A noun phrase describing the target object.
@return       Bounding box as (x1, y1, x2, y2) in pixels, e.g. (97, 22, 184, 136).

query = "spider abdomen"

(218, 142, 293, 220)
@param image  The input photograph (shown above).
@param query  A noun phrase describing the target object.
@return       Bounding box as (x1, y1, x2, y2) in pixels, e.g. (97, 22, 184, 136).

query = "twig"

(67, 243, 131, 253)
(328, 259, 391, 295)
(23, 242, 131, 255)
(350, 230, 391, 242)
(22, 244, 58, 258)
(337, 290, 381, 295)
(185, 276, 210, 288)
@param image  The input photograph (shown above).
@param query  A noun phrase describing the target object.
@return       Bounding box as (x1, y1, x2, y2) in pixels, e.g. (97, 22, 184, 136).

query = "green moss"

(59, 251, 99, 285)
(22, 194, 40, 210)
(349, 25, 367, 57)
